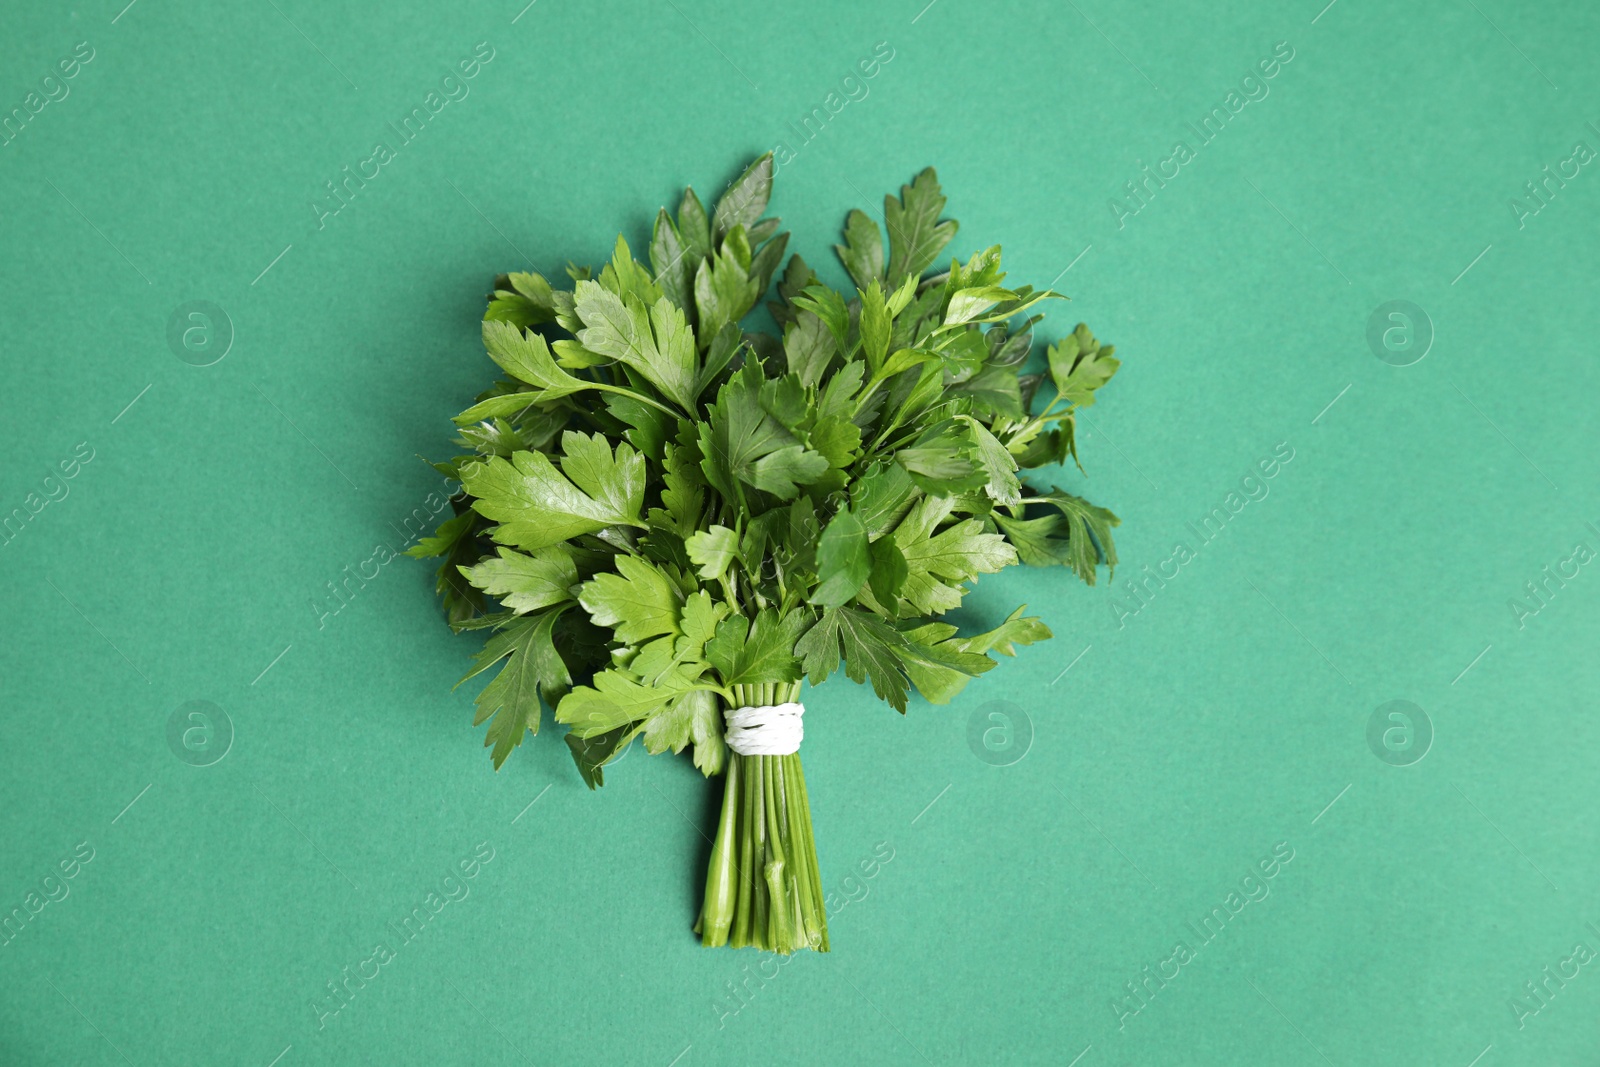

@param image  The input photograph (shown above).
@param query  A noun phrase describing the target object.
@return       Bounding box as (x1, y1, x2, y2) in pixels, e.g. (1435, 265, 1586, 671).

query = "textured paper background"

(2, 1, 1598, 1064)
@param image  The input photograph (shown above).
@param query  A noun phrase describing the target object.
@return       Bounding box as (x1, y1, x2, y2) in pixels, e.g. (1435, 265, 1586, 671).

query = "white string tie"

(724, 702, 805, 756)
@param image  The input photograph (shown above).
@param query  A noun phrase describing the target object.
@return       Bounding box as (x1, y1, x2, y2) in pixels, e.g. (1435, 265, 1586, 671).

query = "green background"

(3, 0, 1597, 1063)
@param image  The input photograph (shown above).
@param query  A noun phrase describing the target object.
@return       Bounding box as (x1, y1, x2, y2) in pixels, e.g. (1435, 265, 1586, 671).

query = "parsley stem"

(698, 681, 826, 953)
(586, 381, 681, 418)
(698, 757, 741, 948)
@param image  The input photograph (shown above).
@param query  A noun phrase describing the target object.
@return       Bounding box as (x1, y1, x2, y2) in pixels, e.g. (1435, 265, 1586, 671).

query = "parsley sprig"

(413, 157, 1121, 951)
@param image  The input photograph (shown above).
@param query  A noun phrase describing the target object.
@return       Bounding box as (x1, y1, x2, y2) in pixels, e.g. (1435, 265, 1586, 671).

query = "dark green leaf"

(565, 724, 634, 789)
(651, 208, 694, 310)
(485, 272, 558, 329)
(706, 608, 807, 686)
(867, 535, 909, 609)
(884, 167, 959, 283)
(783, 311, 836, 389)
(797, 607, 914, 711)
(834, 208, 885, 291)
(812, 509, 871, 608)
(459, 609, 571, 769)
(849, 461, 916, 539)
(677, 186, 712, 262)
(713, 154, 774, 239)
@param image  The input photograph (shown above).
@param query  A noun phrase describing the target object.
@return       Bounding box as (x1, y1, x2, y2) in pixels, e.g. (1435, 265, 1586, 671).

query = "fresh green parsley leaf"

(557, 668, 694, 737)
(693, 241, 762, 344)
(712, 154, 774, 240)
(950, 606, 1052, 657)
(849, 462, 917, 540)
(485, 271, 558, 329)
(706, 608, 806, 686)
(578, 554, 685, 645)
(884, 167, 959, 284)
(642, 688, 726, 775)
(783, 310, 836, 390)
(859, 280, 891, 376)
(834, 208, 884, 291)
(998, 488, 1119, 584)
(686, 525, 739, 580)
(893, 496, 1018, 614)
(408, 509, 485, 626)
(575, 282, 698, 410)
(962, 417, 1022, 508)
(481, 320, 588, 399)
(1048, 324, 1120, 409)
(458, 609, 571, 769)
(700, 359, 828, 501)
(796, 607, 914, 711)
(812, 509, 870, 609)
(866, 535, 909, 610)
(461, 545, 579, 614)
(463, 432, 646, 551)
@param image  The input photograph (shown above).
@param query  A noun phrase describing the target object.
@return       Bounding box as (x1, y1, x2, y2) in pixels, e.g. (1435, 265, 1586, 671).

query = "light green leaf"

(989, 513, 1071, 569)
(574, 281, 698, 409)
(595, 235, 661, 307)
(859, 279, 891, 375)
(706, 609, 807, 686)
(578, 554, 685, 645)
(642, 687, 726, 775)
(453, 392, 540, 426)
(460, 545, 578, 614)
(812, 509, 870, 608)
(950, 605, 1053, 657)
(481, 320, 588, 399)
(1047, 324, 1120, 409)
(484, 271, 557, 329)
(886, 272, 919, 317)
(686, 525, 739, 580)
(653, 438, 705, 536)
(944, 285, 1013, 325)
(893, 497, 1018, 614)
(679, 590, 729, 648)
(556, 669, 701, 737)
(809, 415, 861, 470)
(462, 433, 645, 551)
(550, 339, 610, 369)
(963, 417, 1021, 508)
(406, 509, 473, 560)
(893, 631, 996, 705)
(879, 347, 937, 381)
(792, 284, 850, 353)
(747, 444, 829, 499)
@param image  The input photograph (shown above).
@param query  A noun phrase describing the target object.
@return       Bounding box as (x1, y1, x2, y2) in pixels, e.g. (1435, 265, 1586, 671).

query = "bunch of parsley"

(412, 157, 1120, 952)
